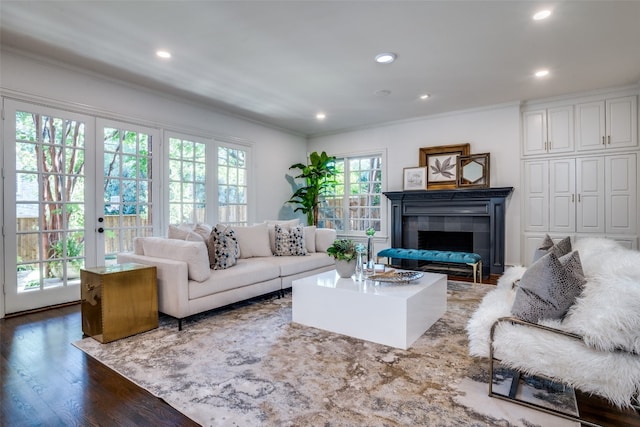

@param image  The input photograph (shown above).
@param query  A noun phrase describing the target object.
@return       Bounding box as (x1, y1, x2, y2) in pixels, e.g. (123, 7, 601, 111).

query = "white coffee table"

(292, 270, 447, 350)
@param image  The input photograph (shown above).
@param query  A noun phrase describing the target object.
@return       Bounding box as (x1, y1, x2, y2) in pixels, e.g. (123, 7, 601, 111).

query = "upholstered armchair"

(466, 237, 640, 424)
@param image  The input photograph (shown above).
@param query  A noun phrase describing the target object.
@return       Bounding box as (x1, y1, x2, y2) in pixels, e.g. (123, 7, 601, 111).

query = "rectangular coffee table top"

(295, 269, 444, 299)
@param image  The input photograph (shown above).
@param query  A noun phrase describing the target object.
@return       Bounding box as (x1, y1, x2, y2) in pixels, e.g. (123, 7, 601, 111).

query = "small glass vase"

(355, 252, 364, 281)
(365, 235, 375, 276)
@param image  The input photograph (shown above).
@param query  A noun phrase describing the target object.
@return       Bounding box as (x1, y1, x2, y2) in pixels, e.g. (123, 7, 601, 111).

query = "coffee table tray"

(368, 271, 424, 283)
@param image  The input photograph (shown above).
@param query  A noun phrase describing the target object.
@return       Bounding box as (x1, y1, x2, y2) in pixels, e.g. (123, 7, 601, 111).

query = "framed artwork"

(457, 153, 490, 188)
(419, 143, 470, 189)
(403, 167, 427, 191)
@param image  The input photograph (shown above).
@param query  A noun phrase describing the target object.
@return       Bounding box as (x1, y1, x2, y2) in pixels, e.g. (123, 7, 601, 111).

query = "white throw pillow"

(192, 222, 212, 241)
(167, 224, 203, 242)
(141, 237, 210, 282)
(303, 226, 316, 253)
(231, 223, 272, 258)
(315, 228, 337, 253)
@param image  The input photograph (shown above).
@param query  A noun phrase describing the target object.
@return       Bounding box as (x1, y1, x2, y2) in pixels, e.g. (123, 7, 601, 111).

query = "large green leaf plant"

(288, 151, 337, 226)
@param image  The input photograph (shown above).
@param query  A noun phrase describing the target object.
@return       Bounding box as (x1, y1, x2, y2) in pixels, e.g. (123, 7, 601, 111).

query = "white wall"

(307, 103, 522, 267)
(0, 50, 308, 318)
(1, 50, 306, 221)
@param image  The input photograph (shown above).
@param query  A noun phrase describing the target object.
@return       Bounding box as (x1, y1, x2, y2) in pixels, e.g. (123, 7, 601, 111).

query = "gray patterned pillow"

(206, 225, 239, 270)
(511, 250, 586, 323)
(532, 235, 571, 263)
(274, 224, 307, 256)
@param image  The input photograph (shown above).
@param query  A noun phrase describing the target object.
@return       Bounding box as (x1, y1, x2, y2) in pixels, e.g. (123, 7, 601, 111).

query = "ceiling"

(2, 1, 640, 137)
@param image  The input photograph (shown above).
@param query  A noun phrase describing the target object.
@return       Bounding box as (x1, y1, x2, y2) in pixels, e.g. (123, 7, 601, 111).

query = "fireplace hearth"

(383, 187, 513, 277)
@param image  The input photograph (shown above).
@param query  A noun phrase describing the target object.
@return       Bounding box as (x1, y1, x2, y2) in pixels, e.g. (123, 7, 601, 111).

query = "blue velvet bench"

(376, 248, 482, 285)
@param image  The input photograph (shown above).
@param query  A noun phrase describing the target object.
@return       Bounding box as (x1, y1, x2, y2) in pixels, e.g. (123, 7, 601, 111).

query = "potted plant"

(326, 238, 359, 278)
(288, 151, 337, 226)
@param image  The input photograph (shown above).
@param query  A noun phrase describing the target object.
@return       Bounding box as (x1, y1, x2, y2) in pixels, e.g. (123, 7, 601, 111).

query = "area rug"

(73, 282, 579, 426)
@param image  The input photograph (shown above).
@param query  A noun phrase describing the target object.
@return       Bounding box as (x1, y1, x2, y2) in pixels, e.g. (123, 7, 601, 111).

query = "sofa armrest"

(117, 252, 190, 320)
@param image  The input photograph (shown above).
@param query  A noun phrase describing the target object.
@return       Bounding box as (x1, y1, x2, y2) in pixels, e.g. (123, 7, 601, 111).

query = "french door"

(3, 100, 159, 314)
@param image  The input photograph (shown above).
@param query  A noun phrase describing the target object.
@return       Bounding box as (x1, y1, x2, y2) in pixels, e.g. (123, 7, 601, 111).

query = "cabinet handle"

(602, 136, 606, 145)
(608, 135, 611, 145)
(572, 194, 575, 202)
(578, 194, 581, 202)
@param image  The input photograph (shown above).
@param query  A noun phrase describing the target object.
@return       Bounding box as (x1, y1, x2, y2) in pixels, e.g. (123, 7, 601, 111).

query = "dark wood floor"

(1, 303, 638, 426)
(1, 304, 198, 426)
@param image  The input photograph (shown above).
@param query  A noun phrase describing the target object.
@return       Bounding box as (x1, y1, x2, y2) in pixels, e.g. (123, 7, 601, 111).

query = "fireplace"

(383, 187, 513, 277)
(418, 231, 474, 252)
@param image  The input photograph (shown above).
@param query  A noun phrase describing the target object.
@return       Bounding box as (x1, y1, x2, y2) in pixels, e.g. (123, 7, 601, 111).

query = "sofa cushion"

(265, 252, 334, 277)
(188, 259, 280, 299)
(141, 237, 210, 282)
(274, 224, 306, 256)
(207, 225, 239, 270)
(232, 223, 272, 258)
(511, 251, 585, 323)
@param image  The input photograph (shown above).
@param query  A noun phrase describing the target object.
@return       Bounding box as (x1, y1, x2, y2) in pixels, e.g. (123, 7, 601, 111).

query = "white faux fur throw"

(466, 237, 640, 408)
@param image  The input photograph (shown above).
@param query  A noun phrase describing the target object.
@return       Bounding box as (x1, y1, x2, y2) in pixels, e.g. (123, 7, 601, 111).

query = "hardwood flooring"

(1, 304, 198, 426)
(1, 303, 638, 426)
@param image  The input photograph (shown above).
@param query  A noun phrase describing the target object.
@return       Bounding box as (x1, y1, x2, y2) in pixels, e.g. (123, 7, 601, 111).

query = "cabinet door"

(523, 161, 549, 231)
(547, 106, 574, 153)
(523, 110, 547, 156)
(576, 157, 605, 233)
(575, 101, 606, 151)
(606, 154, 637, 234)
(549, 159, 576, 233)
(606, 96, 638, 149)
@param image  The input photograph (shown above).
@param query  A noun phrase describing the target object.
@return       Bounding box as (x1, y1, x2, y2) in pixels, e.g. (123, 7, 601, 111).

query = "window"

(320, 153, 384, 235)
(168, 136, 207, 224)
(217, 145, 248, 226)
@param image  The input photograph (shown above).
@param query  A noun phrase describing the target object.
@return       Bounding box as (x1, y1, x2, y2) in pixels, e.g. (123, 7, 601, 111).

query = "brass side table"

(81, 263, 158, 343)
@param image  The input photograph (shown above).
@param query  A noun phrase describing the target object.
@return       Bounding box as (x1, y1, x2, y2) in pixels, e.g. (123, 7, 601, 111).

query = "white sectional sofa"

(117, 223, 336, 329)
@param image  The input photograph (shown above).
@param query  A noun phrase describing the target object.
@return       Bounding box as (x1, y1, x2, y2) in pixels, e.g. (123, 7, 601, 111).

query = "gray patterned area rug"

(73, 282, 579, 426)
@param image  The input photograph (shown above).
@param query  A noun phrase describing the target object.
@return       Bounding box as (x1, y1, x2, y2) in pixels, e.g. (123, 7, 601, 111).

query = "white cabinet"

(576, 157, 605, 233)
(576, 95, 638, 151)
(523, 154, 636, 236)
(605, 153, 637, 234)
(523, 106, 574, 156)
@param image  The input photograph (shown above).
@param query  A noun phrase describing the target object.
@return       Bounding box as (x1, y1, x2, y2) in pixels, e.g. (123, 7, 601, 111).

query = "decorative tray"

(368, 271, 424, 283)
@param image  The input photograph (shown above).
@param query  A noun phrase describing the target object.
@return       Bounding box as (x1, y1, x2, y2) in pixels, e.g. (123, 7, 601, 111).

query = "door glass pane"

(15, 111, 86, 292)
(103, 127, 153, 263)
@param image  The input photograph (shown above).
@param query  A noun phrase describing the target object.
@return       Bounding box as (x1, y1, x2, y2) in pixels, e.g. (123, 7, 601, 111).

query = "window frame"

(321, 149, 387, 238)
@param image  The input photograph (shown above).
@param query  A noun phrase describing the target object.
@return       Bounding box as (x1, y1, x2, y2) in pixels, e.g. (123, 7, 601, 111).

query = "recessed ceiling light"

(535, 69, 550, 78)
(374, 52, 397, 64)
(374, 89, 391, 97)
(420, 94, 431, 100)
(533, 10, 552, 20)
(156, 50, 171, 59)
(316, 113, 326, 120)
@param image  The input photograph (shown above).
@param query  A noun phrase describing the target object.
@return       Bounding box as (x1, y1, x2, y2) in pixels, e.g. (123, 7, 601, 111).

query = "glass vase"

(365, 236, 375, 276)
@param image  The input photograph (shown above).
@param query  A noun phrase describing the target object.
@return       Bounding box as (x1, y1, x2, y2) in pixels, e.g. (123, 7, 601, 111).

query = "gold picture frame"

(419, 143, 471, 190)
(403, 167, 428, 191)
(457, 153, 490, 188)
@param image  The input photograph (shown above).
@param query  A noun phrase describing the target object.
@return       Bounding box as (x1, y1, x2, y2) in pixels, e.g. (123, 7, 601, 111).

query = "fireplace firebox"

(383, 187, 513, 277)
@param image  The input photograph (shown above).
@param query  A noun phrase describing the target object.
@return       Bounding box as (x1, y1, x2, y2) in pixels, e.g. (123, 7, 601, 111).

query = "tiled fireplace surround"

(383, 187, 513, 277)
